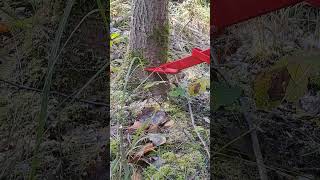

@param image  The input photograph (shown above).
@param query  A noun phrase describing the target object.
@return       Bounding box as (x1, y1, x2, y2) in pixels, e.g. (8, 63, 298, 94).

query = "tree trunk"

(128, 0, 170, 97)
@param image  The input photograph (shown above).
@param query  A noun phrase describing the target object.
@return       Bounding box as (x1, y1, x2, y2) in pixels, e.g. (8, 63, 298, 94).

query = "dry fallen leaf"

(162, 120, 175, 128)
(130, 143, 155, 163)
(188, 79, 209, 96)
(137, 107, 155, 122)
(127, 121, 143, 132)
(0, 22, 10, 33)
(146, 124, 161, 133)
(151, 111, 167, 125)
(138, 108, 167, 125)
(148, 133, 166, 146)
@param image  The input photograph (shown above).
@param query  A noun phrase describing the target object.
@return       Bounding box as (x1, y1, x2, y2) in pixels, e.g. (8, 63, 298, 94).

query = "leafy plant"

(169, 86, 186, 97)
(212, 83, 242, 110)
(188, 78, 209, 96)
(254, 50, 320, 109)
(110, 32, 121, 47)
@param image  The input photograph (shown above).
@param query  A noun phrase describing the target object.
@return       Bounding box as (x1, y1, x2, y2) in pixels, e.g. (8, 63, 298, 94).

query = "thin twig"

(214, 126, 255, 154)
(187, 97, 210, 158)
(173, 75, 210, 158)
(240, 97, 268, 180)
(0, 78, 107, 107)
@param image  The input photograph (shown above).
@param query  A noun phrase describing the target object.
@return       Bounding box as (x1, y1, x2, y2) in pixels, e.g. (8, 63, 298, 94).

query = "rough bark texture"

(128, 0, 169, 96)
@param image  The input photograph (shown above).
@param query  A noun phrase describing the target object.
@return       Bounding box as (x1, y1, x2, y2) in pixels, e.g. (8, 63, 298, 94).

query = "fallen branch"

(0, 78, 108, 107)
(240, 97, 268, 180)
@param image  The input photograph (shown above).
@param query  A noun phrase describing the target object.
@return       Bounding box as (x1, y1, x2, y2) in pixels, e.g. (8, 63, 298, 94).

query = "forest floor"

(1, 0, 319, 180)
(110, 0, 210, 179)
(1, 0, 108, 179)
(212, 3, 320, 180)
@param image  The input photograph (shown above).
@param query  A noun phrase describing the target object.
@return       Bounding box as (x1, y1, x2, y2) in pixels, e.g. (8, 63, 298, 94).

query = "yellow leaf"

(254, 69, 281, 109)
(188, 79, 209, 96)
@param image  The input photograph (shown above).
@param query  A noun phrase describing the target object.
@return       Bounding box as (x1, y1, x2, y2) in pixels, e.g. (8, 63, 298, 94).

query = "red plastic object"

(212, 0, 303, 31)
(145, 0, 320, 74)
(307, 0, 320, 7)
(145, 48, 210, 74)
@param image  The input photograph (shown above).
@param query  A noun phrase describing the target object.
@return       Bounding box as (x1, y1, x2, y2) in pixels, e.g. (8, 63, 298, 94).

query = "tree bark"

(128, 0, 170, 97)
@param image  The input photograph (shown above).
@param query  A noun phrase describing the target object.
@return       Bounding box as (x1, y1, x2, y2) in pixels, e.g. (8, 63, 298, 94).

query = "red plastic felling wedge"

(145, 48, 210, 74)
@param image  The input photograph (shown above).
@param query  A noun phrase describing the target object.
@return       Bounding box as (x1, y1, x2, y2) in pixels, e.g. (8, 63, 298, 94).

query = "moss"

(144, 165, 184, 180)
(148, 23, 170, 62)
(164, 103, 187, 120)
(143, 165, 158, 179)
(126, 51, 150, 67)
(143, 150, 206, 179)
(161, 152, 176, 162)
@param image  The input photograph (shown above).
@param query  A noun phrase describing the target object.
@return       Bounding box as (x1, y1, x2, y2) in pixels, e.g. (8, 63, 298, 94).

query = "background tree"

(128, 0, 170, 97)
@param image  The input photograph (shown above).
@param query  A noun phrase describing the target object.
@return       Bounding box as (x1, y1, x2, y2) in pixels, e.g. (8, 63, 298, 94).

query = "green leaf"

(285, 63, 310, 102)
(253, 67, 286, 109)
(279, 51, 320, 102)
(212, 83, 242, 110)
(148, 133, 166, 146)
(253, 50, 320, 109)
(169, 86, 186, 97)
(110, 32, 120, 40)
(110, 34, 126, 47)
(254, 71, 273, 109)
(188, 78, 209, 96)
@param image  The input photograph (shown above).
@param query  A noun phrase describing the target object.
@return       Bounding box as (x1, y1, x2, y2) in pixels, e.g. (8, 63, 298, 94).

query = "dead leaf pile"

(0, 22, 10, 33)
(127, 107, 175, 133)
(125, 107, 174, 165)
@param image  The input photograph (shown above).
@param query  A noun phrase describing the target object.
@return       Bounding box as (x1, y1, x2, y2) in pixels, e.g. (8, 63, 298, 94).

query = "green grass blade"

(29, 0, 75, 179)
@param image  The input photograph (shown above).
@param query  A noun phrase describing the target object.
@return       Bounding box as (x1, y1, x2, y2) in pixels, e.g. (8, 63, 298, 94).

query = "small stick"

(240, 97, 268, 180)
(0, 78, 108, 107)
(187, 97, 210, 158)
